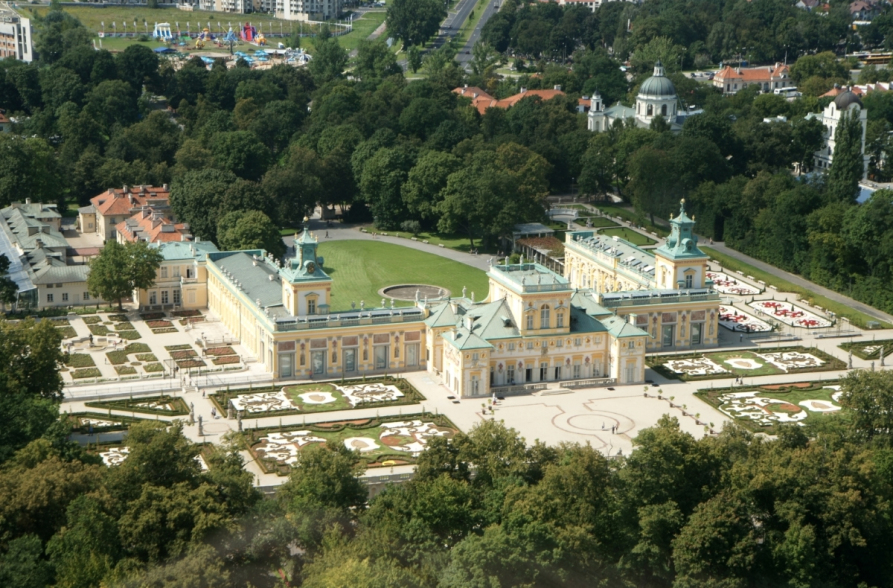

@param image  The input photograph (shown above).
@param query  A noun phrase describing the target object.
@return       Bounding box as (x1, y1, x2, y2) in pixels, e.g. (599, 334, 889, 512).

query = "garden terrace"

(85, 395, 190, 416)
(648, 346, 846, 381)
(839, 339, 893, 361)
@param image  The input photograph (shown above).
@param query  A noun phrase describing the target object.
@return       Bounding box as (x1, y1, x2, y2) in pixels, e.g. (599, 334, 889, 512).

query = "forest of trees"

(4, 315, 893, 587)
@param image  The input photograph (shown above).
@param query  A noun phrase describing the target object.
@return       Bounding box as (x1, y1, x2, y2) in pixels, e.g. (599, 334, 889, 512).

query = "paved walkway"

(283, 219, 496, 272)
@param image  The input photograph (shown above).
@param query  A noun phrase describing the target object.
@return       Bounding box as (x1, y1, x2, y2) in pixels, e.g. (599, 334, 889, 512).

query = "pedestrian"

(611, 425, 615, 434)
(740, 333, 743, 343)
(202, 390, 206, 398)
(325, 231, 329, 238)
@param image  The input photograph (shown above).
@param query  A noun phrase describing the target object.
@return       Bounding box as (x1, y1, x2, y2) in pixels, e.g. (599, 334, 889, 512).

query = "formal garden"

(210, 377, 424, 416)
(747, 300, 832, 329)
(706, 271, 762, 296)
(245, 413, 458, 474)
(695, 381, 844, 433)
(85, 394, 190, 416)
(839, 339, 893, 361)
(65, 412, 160, 434)
(718, 305, 772, 332)
(648, 346, 846, 381)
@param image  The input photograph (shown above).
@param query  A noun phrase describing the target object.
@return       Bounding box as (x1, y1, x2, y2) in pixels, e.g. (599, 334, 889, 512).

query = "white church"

(588, 61, 684, 133)
(806, 88, 869, 177)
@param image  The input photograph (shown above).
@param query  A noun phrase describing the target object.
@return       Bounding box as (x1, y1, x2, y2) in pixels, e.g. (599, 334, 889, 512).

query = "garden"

(839, 339, 893, 361)
(747, 300, 832, 329)
(706, 271, 762, 296)
(648, 346, 846, 381)
(85, 395, 190, 416)
(211, 377, 423, 416)
(718, 305, 772, 332)
(695, 381, 845, 432)
(65, 412, 159, 434)
(105, 343, 162, 375)
(245, 413, 458, 474)
(598, 227, 656, 247)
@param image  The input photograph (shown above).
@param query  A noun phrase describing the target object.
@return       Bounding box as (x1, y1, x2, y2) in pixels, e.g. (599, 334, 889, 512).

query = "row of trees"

(5, 334, 893, 588)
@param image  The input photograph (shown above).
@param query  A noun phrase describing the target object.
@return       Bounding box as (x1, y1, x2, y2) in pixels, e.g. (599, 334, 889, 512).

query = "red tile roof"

(455, 86, 565, 114)
(116, 208, 191, 243)
(90, 185, 170, 217)
(714, 63, 790, 83)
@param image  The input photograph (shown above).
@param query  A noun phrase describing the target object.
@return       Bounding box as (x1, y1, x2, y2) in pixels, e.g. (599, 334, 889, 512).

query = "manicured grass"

(595, 203, 670, 238)
(66, 354, 96, 368)
(599, 227, 656, 247)
(702, 246, 890, 330)
(144, 363, 164, 372)
(317, 240, 489, 311)
(575, 216, 620, 229)
(370, 228, 496, 253)
(56, 326, 77, 339)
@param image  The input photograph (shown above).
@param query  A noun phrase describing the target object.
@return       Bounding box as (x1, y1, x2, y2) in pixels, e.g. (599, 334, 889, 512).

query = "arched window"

(540, 305, 550, 329)
(647, 104, 653, 116)
(661, 104, 667, 116)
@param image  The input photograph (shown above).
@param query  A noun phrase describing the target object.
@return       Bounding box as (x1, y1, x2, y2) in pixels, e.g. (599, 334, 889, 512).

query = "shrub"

(72, 368, 102, 379)
(140, 312, 165, 320)
(88, 325, 110, 336)
(144, 362, 164, 372)
(400, 220, 421, 235)
(115, 366, 137, 375)
(66, 353, 95, 368)
(176, 359, 206, 368)
(135, 353, 158, 362)
(172, 310, 202, 317)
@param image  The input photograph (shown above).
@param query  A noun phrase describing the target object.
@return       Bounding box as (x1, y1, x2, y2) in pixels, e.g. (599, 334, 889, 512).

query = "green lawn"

(594, 203, 670, 238)
(371, 229, 493, 253)
(318, 240, 489, 311)
(599, 227, 656, 247)
(839, 339, 893, 360)
(574, 216, 619, 229)
(702, 246, 890, 331)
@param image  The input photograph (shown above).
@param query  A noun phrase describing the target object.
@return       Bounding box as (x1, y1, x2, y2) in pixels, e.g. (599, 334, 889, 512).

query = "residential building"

(713, 63, 792, 95)
(0, 200, 103, 309)
(0, 16, 33, 62)
(0, 109, 11, 133)
(850, 0, 880, 19)
(807, 88, 869, 175)
(454, 85, 565, 115)
(273, 0, 343, 21)
(563, 200, 721, 351)
(137, 228, 648, 395)
(588, 61, 683, 132)
(116, 208, 192, 244)
(80, 185, 171, 241)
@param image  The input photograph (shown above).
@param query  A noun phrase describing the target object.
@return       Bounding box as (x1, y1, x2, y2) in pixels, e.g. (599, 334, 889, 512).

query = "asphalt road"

(425, 0, 500, 68)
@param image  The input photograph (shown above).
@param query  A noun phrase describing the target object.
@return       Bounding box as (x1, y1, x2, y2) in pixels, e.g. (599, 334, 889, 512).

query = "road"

(425, 0, 500, 69)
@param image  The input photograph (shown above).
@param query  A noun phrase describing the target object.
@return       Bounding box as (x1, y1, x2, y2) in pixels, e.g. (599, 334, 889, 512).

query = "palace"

(142, 226, 652, 398)
(563, 201, 721, 350)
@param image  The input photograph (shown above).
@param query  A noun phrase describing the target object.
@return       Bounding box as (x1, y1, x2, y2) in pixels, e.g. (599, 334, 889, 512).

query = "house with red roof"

(713, 63, 792, 95)
(0, 109, 11, 133)
(80, 184, 171, 241)
(116, 208, 192, 245)
(453, 85, 566, 115)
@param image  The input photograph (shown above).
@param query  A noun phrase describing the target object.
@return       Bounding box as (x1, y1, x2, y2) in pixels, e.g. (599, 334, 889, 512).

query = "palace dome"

(638, 61, 677, 98)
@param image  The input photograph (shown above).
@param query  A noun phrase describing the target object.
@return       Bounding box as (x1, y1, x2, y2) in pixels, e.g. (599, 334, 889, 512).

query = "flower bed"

(172, 309, 202, 317)
(66, 353, 96, 368)
(66, 412, 156, 434)
(143, 362, 164, 372)
(718, 305, 771, 333)
(114, 322, 136, 331)
(115, 366, 137, 375)
(205, 346, 237, 356)
(747, 300, 831, 329)
(107, 314, 129, 322)
(151, 327, 179, 334)
(86, 394, 189, 416)
(56, 326, 77, 339)
(839, 339, 893, 361)
(171, 350, 197, 359)
(212, 355, 240, 365)
(88, 325, 111, 336)
(706, 271, 762, 296)
(179, 317, 205, 325)
(165, 344, 192, 351)
(135, 353, 157, 362)
(147, 320, 173, 328)
(124, 343, 150, 353)
(117, 331, 142, 340)
(82, 316, 102, 325)
(140, 312, 166, 320)
(648, 346, 845, 381)
(176, 359, 206, 368)
(107, 351, 128, 365)
(72, 368, 102, 379)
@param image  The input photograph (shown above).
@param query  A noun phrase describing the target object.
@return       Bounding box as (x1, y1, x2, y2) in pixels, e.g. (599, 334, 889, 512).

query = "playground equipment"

(256, 32, 266, 46)
(240, 22, 257, 43)
(194, 37, 204, 49)
(152, 22, 173, 41)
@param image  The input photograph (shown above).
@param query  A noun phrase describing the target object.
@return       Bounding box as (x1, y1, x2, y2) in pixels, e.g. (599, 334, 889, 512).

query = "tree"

(309, 26, 348, 83)
(826, 108, 865, 203)
(170, 169, 240, 243)
(470, 41, 500, 77)
(0, 135, 62, 208)
(355, 39, 402, 81)
(402, 150, 462, 220)
(791, 116, 825, 174)
(261, 145, 323, 228)
(387, 0, 445, 47)
(217, 210, 287, 258)
(0, 254, 18, 305)
(789, 51, 849, 84)
(116, 43, 160, 93)
(627, 145, 682, 225)
(407, 45, 423, 73)
(0, 534, 54, 588)
(211, 131, 272, 182)
(839, 369, 893, 444)
(87, 240, 164, 310)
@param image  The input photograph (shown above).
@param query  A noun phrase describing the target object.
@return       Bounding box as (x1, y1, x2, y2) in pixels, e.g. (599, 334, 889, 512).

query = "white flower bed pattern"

(718, 387, 843, 426)
(100, 447, 130, 467)
(756, 351, 825, 372)
(707, 272, 762, 296)
(230, 383, 405, 413)
(664, 357, 729, 376)
(343, 437, 380, 452)
(253, 431, 327, 465)
(81, 418, 119, 428)
(379, 420, 453, 456)
(724, 358, 764, 370)
(747, 301, 831, 328)
(718, 305, 771, 332)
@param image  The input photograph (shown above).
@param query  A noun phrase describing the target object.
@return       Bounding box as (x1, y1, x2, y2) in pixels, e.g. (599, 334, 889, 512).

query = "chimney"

(450, 300, 458, 314)
(128, 194, 133, 204)
(25, 197, 30, 205)
(123, 185, 128, 194)
(520, 87, 527, 94)
(465, 315, 474, 331)
(163, 183, 169, 191)
(554, 84, 561, 91)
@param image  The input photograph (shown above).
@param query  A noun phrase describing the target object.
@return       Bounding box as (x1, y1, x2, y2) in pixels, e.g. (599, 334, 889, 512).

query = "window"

(149, 292, 157, 305)
(574, 338, 582, 346)
(62, 293, 68, 302)
(508, 342, 516, 351)
(556, 313, 564, 328)
(573, 363, 581, 378)
(540, 305, 550, 329)
(46, 293, 53, 303)
(526, 341, 534, 350)
(161, 291, 169, 304)
(540, 362, 548, 381)
(556, 339, 563, 348)
(186, 268, 195, 279)
(307, 298, 316, 314)
(472, 352, 479, 361)
(661, 104, 667, 116)
(526, 314, 534, 330)
(83, 292, 90, 301)
(507, 364, 515, 384)
(173, 290, 181, 305)
(628, 341, 635, 350)
(661, 325, 675, 347)
(160, 267, 168, 279)
(647, 104, 653, 116)
(173, 266, 181, 278)
(685, 274, 693, 288)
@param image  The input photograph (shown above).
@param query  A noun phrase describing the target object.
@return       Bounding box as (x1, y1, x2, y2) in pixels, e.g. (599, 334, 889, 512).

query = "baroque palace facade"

(141, 227, 656, 398)
(563, 201, 721, 351)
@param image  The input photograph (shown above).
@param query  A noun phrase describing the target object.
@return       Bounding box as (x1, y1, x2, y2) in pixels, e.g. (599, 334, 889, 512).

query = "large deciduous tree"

(386, 0, 445, 48)
(87, 240, 164, 310)
(217, 210, 286, 258)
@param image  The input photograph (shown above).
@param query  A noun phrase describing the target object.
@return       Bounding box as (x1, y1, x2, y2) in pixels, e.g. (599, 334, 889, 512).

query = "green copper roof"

(655, 199, 708, 261)
(601, 315, 648, 338)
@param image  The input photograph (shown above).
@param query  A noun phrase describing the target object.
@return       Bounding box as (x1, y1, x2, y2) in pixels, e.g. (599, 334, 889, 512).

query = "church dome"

(833, 89, 862, 110)
(638, 61, 677, 98)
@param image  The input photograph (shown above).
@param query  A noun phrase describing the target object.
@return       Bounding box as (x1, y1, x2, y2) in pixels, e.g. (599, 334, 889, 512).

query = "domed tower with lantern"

(653, 199, 709, 291)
